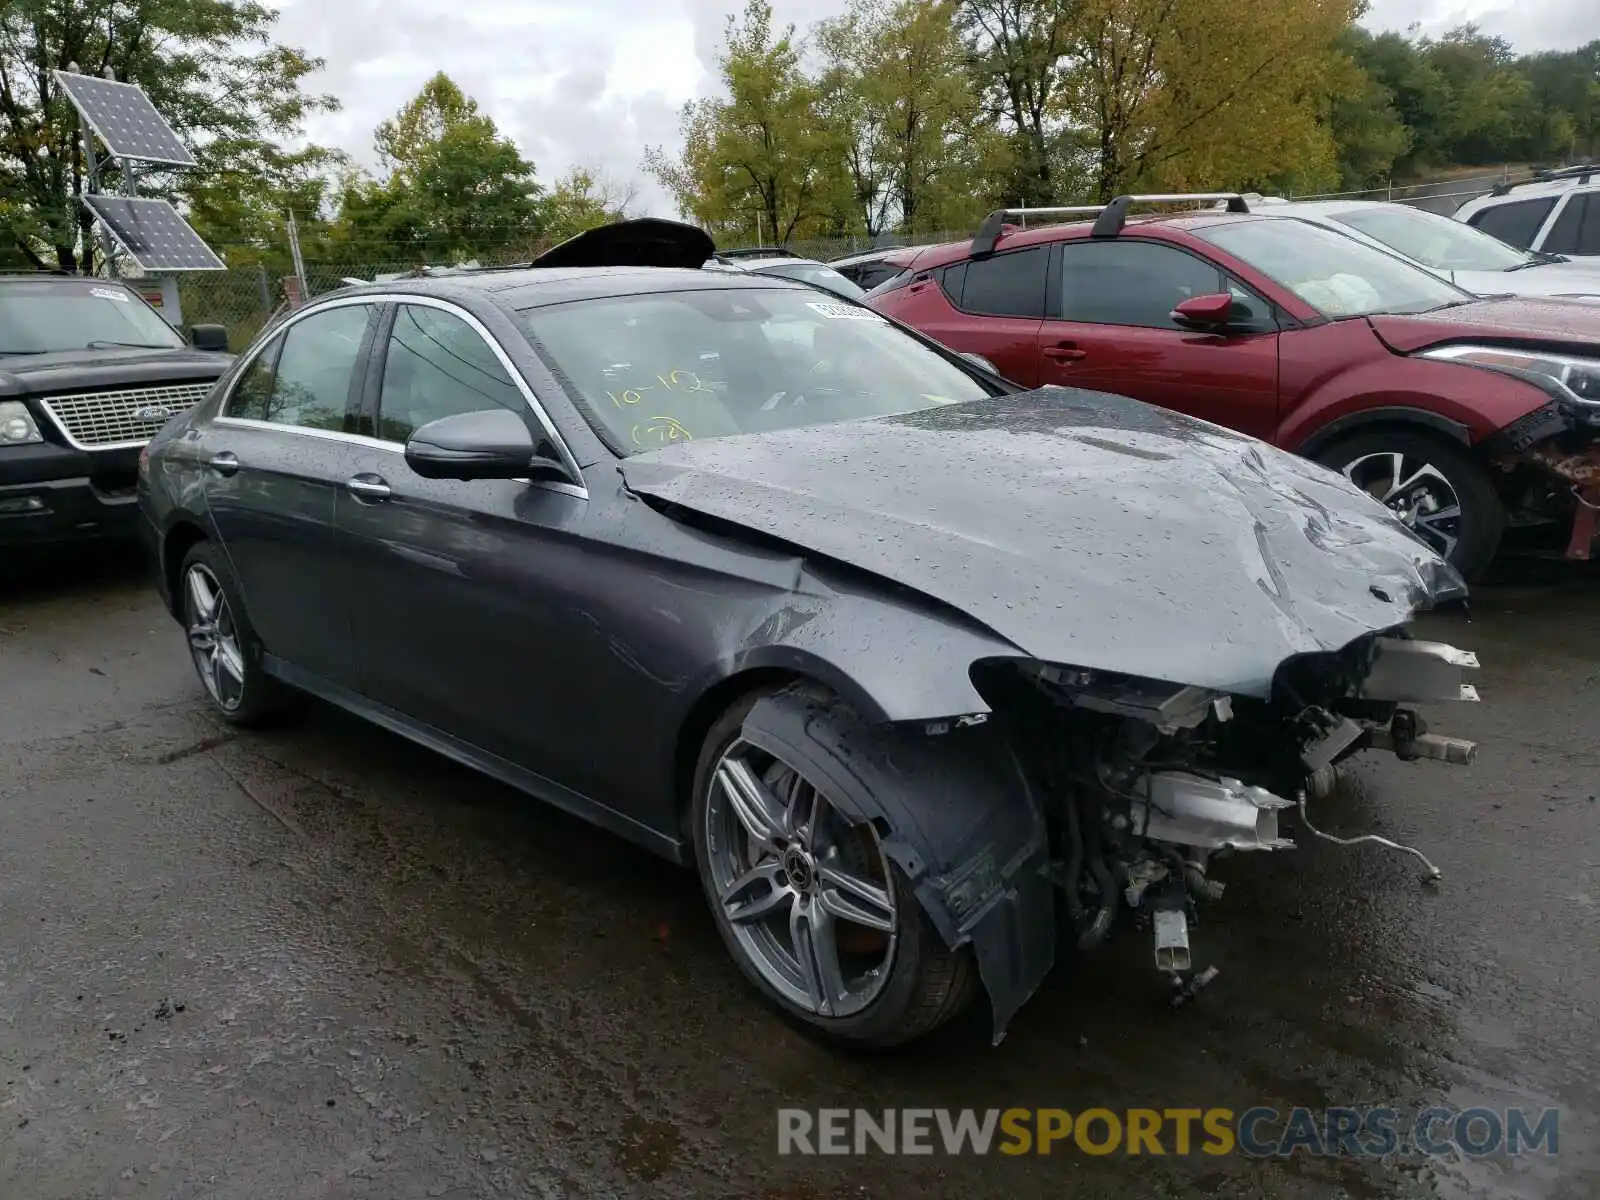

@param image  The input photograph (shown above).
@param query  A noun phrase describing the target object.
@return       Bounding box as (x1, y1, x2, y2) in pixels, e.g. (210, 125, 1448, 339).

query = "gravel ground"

(2, 548, 1596, 1199)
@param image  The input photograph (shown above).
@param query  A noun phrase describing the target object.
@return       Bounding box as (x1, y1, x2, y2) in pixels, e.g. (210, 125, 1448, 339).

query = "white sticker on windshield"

(807, 301, 884, 322)
(90, 287, 129, 303)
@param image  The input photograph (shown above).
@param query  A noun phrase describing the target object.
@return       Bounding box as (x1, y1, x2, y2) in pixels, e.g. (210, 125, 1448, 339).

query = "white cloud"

(263, 0, 1599, 219)
(1362, 0, 1598, 47)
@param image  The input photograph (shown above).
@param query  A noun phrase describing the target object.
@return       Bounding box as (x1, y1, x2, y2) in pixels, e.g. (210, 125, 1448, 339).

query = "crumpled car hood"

(619, 388, 1465, 699)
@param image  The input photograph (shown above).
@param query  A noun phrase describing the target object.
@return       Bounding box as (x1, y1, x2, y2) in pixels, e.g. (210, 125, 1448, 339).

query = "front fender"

(1280, 356, 1552, 453)
(721, 571, 1026, 724)
(740, 689, 1056, 1043)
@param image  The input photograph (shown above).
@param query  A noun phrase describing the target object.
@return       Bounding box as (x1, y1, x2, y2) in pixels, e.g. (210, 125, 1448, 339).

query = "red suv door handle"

(1043, 343, 1087, 363)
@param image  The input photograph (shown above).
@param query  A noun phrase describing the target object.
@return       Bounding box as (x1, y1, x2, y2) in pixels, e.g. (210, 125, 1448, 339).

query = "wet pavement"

(2, 548, 1597, 1199)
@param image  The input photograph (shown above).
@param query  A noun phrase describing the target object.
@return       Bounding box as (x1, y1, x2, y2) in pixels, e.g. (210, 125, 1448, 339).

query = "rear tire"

(690, 688, 979, 1048)
(178, 541, 299, 727)
(1315, 428, 1503, 582)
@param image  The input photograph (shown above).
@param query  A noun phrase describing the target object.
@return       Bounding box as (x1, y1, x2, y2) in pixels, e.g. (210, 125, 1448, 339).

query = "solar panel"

(53, 70, 197, 166)
(83, 196, 225, 271)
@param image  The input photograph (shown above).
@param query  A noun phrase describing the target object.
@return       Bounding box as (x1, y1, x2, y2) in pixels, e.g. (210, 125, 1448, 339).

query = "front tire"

(690, 688, 979, 1048)
(1316, 428, 1504, 582)
(178, 541, 298, 727)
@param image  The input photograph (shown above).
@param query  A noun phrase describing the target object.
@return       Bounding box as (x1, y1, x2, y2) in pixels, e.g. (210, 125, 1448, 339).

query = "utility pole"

(285, 210, 308, 298)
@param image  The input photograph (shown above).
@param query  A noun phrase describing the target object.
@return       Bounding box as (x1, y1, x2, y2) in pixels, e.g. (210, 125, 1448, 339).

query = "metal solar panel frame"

(52, 69, 198, 167)
(83, 195, 226, 272)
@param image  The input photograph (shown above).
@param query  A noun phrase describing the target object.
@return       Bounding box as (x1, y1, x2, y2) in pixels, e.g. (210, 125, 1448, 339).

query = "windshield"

(519, 286, 990, 454)
(0, 281, 184, 354)
(748, 261, 866, 299)
(1326, 205, 1534, 272)
(1194, 218, 1471, 317)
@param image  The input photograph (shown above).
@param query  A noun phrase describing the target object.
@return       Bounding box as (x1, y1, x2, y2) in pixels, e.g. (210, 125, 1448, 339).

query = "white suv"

(1453, 167, 1600, 259)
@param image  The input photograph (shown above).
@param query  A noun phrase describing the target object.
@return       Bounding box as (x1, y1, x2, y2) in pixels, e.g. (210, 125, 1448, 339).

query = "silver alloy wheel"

(183, 563, 247, 712)
(1342, 450, 1462, 560)
(705, 738, 899, 1018)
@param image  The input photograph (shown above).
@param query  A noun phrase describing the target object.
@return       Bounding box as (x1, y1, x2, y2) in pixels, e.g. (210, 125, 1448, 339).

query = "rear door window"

(1466, 197, 1557, 249)
(947, 247, 1047, 318)
(226, 303, 372, 431)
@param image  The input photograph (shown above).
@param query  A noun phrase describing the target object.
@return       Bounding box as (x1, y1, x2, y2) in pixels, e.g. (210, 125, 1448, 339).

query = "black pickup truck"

(0, 273, 232, 546)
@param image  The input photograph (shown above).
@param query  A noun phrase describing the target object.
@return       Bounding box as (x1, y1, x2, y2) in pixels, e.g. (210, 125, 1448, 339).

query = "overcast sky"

(262, 0, 1600, 217)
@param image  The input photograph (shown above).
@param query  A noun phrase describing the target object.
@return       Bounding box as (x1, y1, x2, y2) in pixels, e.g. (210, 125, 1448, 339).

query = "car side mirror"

(1171, 293, 1236, 331)
(405, 408, 573, 484)
(189, 323, 229, 352)
(960, 351, 1001, 374)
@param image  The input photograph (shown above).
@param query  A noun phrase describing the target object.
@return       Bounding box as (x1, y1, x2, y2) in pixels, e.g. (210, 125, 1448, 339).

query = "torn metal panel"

(620, 387, 1466, 700)
(1127, 773, 1296, 852)
(738, 689, 1055, 1043)
(1360, 637, 1481, 704)
(1507, 440, 1600, 561)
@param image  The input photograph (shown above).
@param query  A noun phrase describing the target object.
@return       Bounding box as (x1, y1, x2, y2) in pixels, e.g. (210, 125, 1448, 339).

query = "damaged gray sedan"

(138, 219, 1481, 1048)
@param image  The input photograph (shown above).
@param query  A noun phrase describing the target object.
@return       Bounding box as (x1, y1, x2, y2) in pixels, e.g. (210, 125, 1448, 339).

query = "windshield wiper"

(0, 348, 48, 355)
(85, 339, 172, 349)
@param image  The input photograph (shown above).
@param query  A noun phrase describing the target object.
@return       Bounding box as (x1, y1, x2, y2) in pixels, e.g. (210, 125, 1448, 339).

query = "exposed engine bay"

(969, 629, 1479, 998)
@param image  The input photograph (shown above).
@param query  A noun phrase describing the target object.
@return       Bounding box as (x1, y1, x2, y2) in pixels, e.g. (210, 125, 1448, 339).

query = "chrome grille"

(37, 382, 216, 450)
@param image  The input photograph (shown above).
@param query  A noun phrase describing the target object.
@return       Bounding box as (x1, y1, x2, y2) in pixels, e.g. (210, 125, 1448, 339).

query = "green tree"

(1515, 41, 1600, 161)
(645, 1, 842, 243)
(1324, 32, 1411, 188)
(958, 0, 1076, 206)
(1421, 26, 1530, 164)
(540, 167, 635, 244)
(1062, 0, 1357, 200)
(335, 72, 542, 264)
(817, 0, 994, 235)
(181, 140, 347, 272)
(0, 0, 336, 270)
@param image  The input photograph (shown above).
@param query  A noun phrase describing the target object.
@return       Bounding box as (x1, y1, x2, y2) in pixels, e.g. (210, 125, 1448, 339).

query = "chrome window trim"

(218, 292, 588, 499)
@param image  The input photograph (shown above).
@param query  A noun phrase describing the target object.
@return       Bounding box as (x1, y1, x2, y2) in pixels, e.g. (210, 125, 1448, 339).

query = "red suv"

(867, 194, 1600, 579)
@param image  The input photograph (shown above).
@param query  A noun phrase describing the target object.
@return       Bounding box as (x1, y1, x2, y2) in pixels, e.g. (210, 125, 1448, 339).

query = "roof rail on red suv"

(971, 192, 1252, 257)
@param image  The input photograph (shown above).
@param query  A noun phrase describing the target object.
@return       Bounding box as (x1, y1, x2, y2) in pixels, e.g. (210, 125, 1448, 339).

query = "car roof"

(1458, 170, 1600, 214)
(327, 265, 809, 310)
(828, 247, 904, 267)
(894, 210, 1271, 270)
(740, 256, 833, 271)
(0, 272, 138, 287)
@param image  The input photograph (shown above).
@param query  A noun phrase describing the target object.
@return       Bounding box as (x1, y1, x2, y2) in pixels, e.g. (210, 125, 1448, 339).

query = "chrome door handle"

(345, 474, 392, 502)
(206, 451, 240, 476)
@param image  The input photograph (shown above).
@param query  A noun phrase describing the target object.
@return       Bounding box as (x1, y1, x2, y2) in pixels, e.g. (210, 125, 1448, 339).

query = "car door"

(1035, 239, 1282, 440)
(904, 246, 1049, 386)
(203, 300, 378, 685)
(333, 298, 599, 782)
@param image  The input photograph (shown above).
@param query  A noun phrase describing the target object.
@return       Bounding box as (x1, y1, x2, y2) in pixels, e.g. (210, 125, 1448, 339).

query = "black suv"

(0, 273, 232, 546)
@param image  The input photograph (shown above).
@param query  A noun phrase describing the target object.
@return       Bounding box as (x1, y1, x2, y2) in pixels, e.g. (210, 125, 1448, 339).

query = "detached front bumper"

(0, 443, 141, 546)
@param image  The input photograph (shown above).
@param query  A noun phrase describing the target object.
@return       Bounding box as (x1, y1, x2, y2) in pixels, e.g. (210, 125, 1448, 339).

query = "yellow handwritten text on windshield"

(607, 369, 710, 409)
(630, 415, 695, 449)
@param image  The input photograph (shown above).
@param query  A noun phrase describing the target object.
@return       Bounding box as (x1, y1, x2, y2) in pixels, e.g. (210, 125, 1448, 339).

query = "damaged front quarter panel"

(738, 688, 1056, 1043)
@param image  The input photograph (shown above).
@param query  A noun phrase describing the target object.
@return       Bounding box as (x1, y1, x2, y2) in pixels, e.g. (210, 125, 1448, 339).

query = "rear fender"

(740, 689, 1055, 1043)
